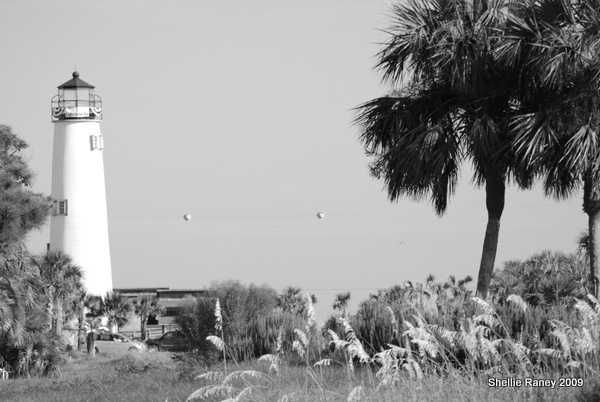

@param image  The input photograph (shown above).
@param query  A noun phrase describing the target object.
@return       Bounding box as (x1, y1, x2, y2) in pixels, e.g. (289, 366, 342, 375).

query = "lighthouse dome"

(51, 72, 102, 121)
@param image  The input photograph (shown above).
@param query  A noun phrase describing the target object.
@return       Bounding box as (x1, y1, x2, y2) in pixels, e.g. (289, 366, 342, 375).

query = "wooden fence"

(122, 324, 179, 340)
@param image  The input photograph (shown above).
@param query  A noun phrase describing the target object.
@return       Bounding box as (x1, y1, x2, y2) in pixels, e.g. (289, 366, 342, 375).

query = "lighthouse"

(49, 72, 113, 296)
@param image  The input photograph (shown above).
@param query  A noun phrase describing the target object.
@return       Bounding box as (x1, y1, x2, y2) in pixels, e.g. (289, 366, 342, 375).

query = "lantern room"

(51, 71, 102, 121)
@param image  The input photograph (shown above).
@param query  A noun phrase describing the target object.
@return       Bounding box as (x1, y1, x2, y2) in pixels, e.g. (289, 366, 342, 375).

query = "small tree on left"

(0, 125, 59, 376)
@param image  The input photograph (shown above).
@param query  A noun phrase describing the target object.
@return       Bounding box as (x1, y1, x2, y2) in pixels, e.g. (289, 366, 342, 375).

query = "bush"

(175, 280, 284, 362)
(0, 331, 65, 378)
(175, 296, 217, 358)
(206, 279, 280, 361)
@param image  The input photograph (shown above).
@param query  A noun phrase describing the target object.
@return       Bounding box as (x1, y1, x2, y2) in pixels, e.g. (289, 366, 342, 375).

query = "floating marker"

(316, 212, 325, 219)
(183, 214, 192, 221)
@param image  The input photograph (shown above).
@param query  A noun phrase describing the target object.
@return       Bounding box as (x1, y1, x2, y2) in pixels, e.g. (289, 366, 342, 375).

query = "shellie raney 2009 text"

(488, 377, 584, 388)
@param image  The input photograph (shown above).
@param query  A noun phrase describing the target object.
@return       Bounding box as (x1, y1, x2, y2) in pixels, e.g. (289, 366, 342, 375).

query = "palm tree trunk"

(46, 294, 54, 332)
(476, 172, 505, 299)
(141, 316, 147, 341)
(583, 175, 600, 298)
(86, 332, 96, 357)
(55, 303, 63, 336)
(77, 317, 83, 351)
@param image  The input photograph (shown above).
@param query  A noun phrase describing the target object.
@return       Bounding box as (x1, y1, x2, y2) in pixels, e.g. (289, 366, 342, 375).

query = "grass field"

(0, 350, 595, 402)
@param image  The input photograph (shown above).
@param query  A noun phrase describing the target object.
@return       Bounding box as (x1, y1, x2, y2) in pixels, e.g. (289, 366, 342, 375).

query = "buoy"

(183, 214, 192, 221)
(316, 212, 325, 219)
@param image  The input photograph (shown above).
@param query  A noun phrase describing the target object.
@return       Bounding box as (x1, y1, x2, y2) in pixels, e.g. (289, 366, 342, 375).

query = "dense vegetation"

(4, 1, 600, 401)
(355, 0, 600, 298)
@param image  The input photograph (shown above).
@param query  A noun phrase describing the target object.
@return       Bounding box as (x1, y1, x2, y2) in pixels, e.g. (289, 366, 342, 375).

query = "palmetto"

(87, 291, 132, 334)
(133, 295, 165, 340)
(500, 0, 600, 296)
(355, 0, 533, 298)
(32, 250, 83, 335)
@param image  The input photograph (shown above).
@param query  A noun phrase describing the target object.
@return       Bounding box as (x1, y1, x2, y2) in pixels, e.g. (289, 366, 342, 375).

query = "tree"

(65, 289, 94, 351)
(277, 285, 317, 316)
(0, 125, 56, 375)
(102, 292, 132, 333)
(332, 291, 351, 317)
(32, 250, 83, 335)
(132, 295, 165, 340)
(490, 250, 590, 306)
(499, 0, 600, 297)
(174, 296, 216, 358)
(354, 0, 533, 298)
(206, 279, 280, 360)
(82, 317, 107, 358)
(0, 125, 52, 344)
(88, 291, 132, 334)
(0, 125, 52, 248)
(277, 286, 303, 314)
(577, 231, 590, 260)
(0, 246, 39, 346)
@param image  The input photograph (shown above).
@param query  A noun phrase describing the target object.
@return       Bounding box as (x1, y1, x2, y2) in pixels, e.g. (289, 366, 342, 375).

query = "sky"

(0, 0, 586, 320)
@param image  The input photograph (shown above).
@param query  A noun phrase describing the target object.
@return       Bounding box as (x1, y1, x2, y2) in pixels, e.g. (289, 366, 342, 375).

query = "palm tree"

(87, 291, 132, 334)
(82, 317, 107, 357)
(0, 125, 53, 346)
(332, 291, 351, 317)
(101, 291, 132, 334)
(277, 286, 302, 314)
(0, 244, 39, 346)
(355, 0, 532, 298)
(499, 0, 600, 296)
(490, 250, 590, 306)
(577, 231, 590, 260)
(32, 250, 83, 335)
(64, 289, 94, 351)
(277, 286, 316, 316)
(132, 295, 165, 340)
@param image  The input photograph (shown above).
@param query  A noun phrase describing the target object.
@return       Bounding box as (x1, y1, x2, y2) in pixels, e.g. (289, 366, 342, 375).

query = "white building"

(49, 72, 113, 296)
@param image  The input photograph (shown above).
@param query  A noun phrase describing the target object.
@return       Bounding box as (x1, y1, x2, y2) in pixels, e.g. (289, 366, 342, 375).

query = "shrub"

(0, 330, 65, 378)
(175, 296, 216, 358)
(206, 280, 280, 361)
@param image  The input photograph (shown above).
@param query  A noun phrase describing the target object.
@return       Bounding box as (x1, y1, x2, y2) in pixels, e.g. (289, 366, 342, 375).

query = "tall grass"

(188, 284, 600, 402)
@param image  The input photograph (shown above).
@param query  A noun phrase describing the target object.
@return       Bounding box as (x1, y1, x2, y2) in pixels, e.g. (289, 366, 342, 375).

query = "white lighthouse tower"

(49, 72, 113, 296)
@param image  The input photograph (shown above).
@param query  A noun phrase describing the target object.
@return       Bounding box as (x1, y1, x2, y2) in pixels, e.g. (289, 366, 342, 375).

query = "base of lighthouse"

(49, 120, 113, 296)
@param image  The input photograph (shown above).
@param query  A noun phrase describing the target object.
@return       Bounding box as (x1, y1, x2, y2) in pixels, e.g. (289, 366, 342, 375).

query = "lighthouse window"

(53, 200, 68, 216)
(90, 134, 104, 151)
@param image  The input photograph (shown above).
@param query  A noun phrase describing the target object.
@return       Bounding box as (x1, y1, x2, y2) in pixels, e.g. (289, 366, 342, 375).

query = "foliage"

(352, 275, 474, 354)
(207, 279, 280, 361)
(500, 0, 600, 296)
(333, 291, 351, 316)
(175, 296, 217, 359)
(185, 281, 598, 402)
(177, 281, 320, 365)
(87, 291, 132, 333)
(0, 125, 52, 248)
(491, 250, 591, 307)
(0, 354, 582, 402)
(0, 125, 61, 377)
(31, 250, 83, 334)
(277, 285, 317, 316)
(132, 294, 165, 340)
(0, 330, 65, 378)
(107, 352, 175, 374)
(353, 0, 543, 299)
